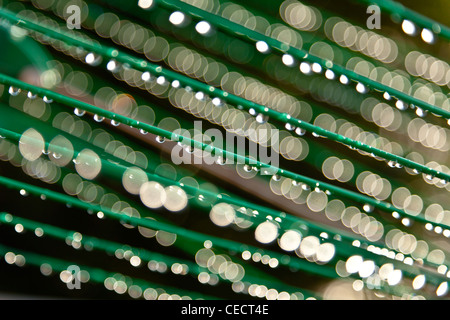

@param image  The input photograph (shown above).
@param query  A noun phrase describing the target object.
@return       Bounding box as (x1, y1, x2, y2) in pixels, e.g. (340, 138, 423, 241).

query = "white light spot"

(282, 54, 295, 66)
(209, 203, 235, 227)
(74, 149, 102, 180)
(299, 62, 311, 74)
(345, 255, 363, 274)
(195, 21, 211, 35)
(402, 20, 416, 35)
(255, 221, 278, 244)
(163, 185, 188, 212)
(412, 274, 426, 290)
(421, 28, 434, 44)
(339, 75, 349, 84)
(312, 63, 322, 73)
(138, 0, 153, 9)
(279, 230, 302, 251)
(140, 181, 166, 209)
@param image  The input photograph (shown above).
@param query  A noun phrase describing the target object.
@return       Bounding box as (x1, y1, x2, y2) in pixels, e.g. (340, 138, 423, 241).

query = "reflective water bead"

(74, 108, 86, 116)
(8, 86, 21, 96)
(295, 127, 306, 136)
(27, 91, 36, 99)
(43, 96, 53, 103)
(93, 114, 105, 122)
(256, 113, 268, 124)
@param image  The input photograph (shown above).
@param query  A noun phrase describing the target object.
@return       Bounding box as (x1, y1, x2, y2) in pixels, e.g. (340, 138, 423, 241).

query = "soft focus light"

(255, 221, 278, 244)
(210, 203, 235, 227)
(19, 128, 44, 161)
(299, 62, 311, 74)
(402, 20, 416, 35)
(74, 149, 102, 180)
(163, 186, 188, 212)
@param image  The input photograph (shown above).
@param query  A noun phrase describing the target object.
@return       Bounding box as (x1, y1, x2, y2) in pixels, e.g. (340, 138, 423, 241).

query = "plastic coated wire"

(0, 243, 217, 300)
(153, 0, 450, 118)
(0, 212, 320, 298)
(5, 119, 447, 281)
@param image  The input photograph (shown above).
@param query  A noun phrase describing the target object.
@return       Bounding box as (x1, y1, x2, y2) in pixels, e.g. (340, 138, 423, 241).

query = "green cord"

(0, 212, 319, 298)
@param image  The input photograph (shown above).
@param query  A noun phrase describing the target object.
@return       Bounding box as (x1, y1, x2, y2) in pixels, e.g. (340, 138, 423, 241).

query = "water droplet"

(195, 92, 205, 101)
(395, 100, 408, 111)
(383, 92, 391, 100)
(256, 113, 268, 124)
(27, 92, 36, 99)
(363, 204, 374, 213)
(85, 52, 96, 64)
(43, 96, 53, 103)
(19, 189, 28, 196)
(74, 108, 86, 117)
(94, 114, 105, 122)
(425, 174, 434, 181)
(395, 162, 403, 168)
(243, 164, 253, 172)
(285, 123, 295, 131)
(216, 156, 225, 165)
(8, 86, 21, 96)
(295, 127, 306, 136)
(156, 136, 165, 143)
(52, 152, 62, 159)
(312, 132, 320, 138)
(139, 129, 148, 135)
(388, 160, 396, 168)
(272, 174, 281, 181)
(171, 80, 180, 88)
(415, 107, 427, 118)
(156, 76, 166, 85)
(40, 194, 46, 200)
(111, 119, 120, 127)
(412, 168, 420, 174)
(248, 108, 256, 116)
